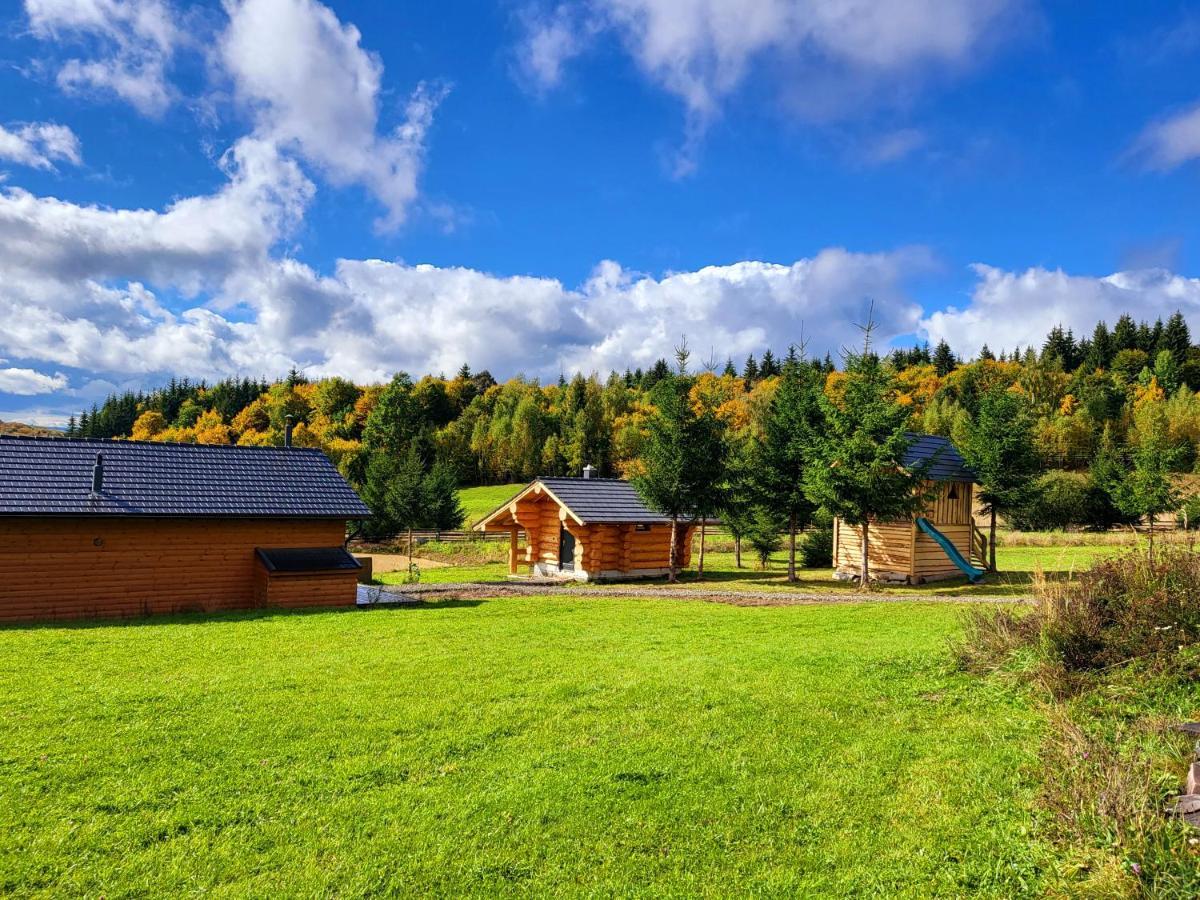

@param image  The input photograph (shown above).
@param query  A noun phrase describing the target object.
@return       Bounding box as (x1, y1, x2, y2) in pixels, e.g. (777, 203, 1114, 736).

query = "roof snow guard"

(0, 435, 370, 518)
(903, 432, 977, 483)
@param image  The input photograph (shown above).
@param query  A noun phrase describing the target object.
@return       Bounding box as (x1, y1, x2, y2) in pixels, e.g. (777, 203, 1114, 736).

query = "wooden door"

(559, 526, 576, 572)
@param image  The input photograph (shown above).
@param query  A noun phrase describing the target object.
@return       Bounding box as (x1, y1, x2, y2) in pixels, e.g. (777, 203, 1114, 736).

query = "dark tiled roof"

(256, 546, 362, 572)
(0, 435, 370, 518)
(537, 477, 671, 524)
(903, 433, 976, 483)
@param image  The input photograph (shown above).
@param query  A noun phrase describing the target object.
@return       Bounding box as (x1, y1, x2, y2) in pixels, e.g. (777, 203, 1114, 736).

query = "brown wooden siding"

(921, 481, 973, 525)
(0, 517, 352, 623)
(913, 524, 973, 580)
(834, 519, 914, 578)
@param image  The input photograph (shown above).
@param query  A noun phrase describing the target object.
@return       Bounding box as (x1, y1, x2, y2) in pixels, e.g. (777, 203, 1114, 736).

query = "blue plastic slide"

(915, 517, 986, 583)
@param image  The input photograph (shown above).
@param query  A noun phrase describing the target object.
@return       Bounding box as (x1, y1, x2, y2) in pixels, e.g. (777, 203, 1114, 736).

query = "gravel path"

(365, 580, 1030, 608)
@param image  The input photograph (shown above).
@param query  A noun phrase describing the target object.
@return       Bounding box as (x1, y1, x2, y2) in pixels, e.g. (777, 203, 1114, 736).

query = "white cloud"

(0, 122, 82, 169)
(1134, 102, 1200, 170)
(25, 0, 179, 115)
(220, 0, 445, 228)
(920, 265, 1200, 356)
(518, 0, 1024, 172)
(0, 367, 69, 395)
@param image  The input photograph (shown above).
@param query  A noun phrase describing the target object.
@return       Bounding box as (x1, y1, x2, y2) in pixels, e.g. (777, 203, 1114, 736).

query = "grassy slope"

(0, 600, 1047, 896)
(458, 483, 525, 527)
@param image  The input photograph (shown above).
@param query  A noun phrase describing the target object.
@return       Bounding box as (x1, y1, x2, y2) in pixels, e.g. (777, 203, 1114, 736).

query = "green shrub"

(1009, 470, 1125, 531)
(800, 527, 833, 568)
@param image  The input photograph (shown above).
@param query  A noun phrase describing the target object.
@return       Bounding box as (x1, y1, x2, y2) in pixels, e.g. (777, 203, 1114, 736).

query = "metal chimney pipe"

(91, 452, 104, 494)
(582, 464, 595, 480)
(284, 415, 294, 449)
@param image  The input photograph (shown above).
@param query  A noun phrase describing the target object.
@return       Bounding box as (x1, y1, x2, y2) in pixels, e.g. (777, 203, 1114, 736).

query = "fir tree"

(632, 376, 727, 583)
(1162, 311, 1191, 367)
(754, 356, 824, 581)
(1113, 314, 1137, 352)
(932, 339, 957, 377)
(958, 388, 1040, 572)
(804, 322, 930, 585)
(743, 354, 759, 384)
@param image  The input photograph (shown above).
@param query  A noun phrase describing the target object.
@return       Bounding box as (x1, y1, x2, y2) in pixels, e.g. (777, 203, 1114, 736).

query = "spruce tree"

(632, 376, 727, 582)
(1113, 314, 1138, 352)
(1100, 400, 1182, 557)
(933, 339, 957, 376)
(958, 387, 1040, 571)
(804, 327, 930, 585)
(743, 354, 759, 384)
(1163, 311, 1191, 367)
(755, 356, 823, 581)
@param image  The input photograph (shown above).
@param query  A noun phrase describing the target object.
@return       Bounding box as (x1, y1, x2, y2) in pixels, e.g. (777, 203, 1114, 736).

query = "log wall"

(834, 519, 914, 579)
(0, 517, 352, 623)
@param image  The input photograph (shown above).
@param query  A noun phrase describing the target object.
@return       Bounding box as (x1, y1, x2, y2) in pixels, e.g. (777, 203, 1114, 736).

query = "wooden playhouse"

(474, 469, 693, 581)
(832, 433, 987, 584)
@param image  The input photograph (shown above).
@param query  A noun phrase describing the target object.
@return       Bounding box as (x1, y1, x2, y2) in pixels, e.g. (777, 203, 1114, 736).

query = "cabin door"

(558, 526, 576, 572)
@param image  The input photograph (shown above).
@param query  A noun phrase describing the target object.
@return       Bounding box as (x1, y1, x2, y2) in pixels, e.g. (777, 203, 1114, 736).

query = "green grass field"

(0, 599, 1049, 896)
(383, 538, 1134, 593)
(457, 483, 525, 526)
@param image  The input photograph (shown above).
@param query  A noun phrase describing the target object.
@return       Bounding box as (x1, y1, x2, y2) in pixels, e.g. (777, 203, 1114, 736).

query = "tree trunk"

(787, 512, 797, 582)
(1148, 515, 1154, 561)
(697, 520, 707, 578)
(668, 516, 678, 583)
(859, 519, 870, 586)
(407, 526, 414, 562)
(989, 508, 997, 573)
(735, 535, 742, 568)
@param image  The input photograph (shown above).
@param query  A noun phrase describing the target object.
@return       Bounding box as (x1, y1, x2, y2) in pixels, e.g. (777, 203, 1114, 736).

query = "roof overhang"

(474, 479, 585, 530)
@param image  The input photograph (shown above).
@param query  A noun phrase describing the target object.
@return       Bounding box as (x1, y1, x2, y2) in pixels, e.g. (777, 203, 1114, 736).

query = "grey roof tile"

(903, 433, 976, 482)
(537, 477, 671, 524)
(0, 435, 370, 518)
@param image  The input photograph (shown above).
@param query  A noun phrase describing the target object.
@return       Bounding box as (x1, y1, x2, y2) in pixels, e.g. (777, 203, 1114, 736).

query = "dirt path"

(369, 581, 1031, 607)
(358, 554, 451, 574)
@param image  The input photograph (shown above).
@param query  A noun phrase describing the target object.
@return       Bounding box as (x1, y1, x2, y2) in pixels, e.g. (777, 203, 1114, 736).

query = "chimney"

(91, 452, 104, 495)
(582, 464, 595, 480)
(284, 415, 294, 449)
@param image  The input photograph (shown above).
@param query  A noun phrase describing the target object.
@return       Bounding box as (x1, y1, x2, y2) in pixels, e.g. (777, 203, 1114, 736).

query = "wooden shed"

(0, 435, 370, 622)
(474, 471, 693, 581)
(833, 434, 988, 584)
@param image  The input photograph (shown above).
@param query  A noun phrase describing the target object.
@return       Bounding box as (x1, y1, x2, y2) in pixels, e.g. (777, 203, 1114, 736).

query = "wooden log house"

(0, 435, 370, 622)
(833, 433, 988, 584)
(475, 468, 694, 581)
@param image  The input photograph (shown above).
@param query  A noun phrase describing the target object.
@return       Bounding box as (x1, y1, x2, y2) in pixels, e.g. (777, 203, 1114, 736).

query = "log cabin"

(474, 468, 694, 580)
(832, 433, 988, 584)
(0, 435, 370, 622)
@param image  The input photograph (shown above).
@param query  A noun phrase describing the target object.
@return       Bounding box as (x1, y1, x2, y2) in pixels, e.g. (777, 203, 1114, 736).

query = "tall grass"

(954, 548, 1200, 896)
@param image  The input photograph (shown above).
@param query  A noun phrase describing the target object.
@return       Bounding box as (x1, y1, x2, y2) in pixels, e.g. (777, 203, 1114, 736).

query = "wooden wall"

(0, 517, 351, 623)
(921, 481, 973, 525)
(913, 524, 973, 581)
(834, 519, 914, 579)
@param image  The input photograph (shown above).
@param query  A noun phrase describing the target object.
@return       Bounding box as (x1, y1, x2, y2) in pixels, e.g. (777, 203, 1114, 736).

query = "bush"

(1009, 470, 1126, 531)
(958, 547, 1200, 674)
(799, 527, 833, 568)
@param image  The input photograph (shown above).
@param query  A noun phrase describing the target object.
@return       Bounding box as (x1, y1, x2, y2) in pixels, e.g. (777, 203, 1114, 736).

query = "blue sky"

(4, 0, 1200, 423)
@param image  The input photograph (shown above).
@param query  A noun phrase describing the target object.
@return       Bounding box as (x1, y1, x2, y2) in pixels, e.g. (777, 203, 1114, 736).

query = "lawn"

(457, 483, 525, 526)
(381, 538, 1133, 593)
(0, 599, 1048, 896)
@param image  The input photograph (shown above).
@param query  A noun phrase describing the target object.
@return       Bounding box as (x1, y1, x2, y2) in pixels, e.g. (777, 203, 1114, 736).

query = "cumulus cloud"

(220, 0, 445, 228)
(1134, 102, 1200, 170)
(0, 122, 82, 170)
(517, 0, 1025, 172)
(920, 265, 1200, 356)
(24, 0, 180, 115)
(0, 367, 69, 395)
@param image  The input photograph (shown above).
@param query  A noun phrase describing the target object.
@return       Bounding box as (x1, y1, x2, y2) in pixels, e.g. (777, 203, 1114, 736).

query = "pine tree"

(979, 344, 995, 361)
(1100, 399, 1182, 557)
(759, 349, 779, 378)
(804, 327, 930, 585)
(755, 356, 823, 581)
(722, 357, 738, 378)
(958, 387, 1040, 572)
